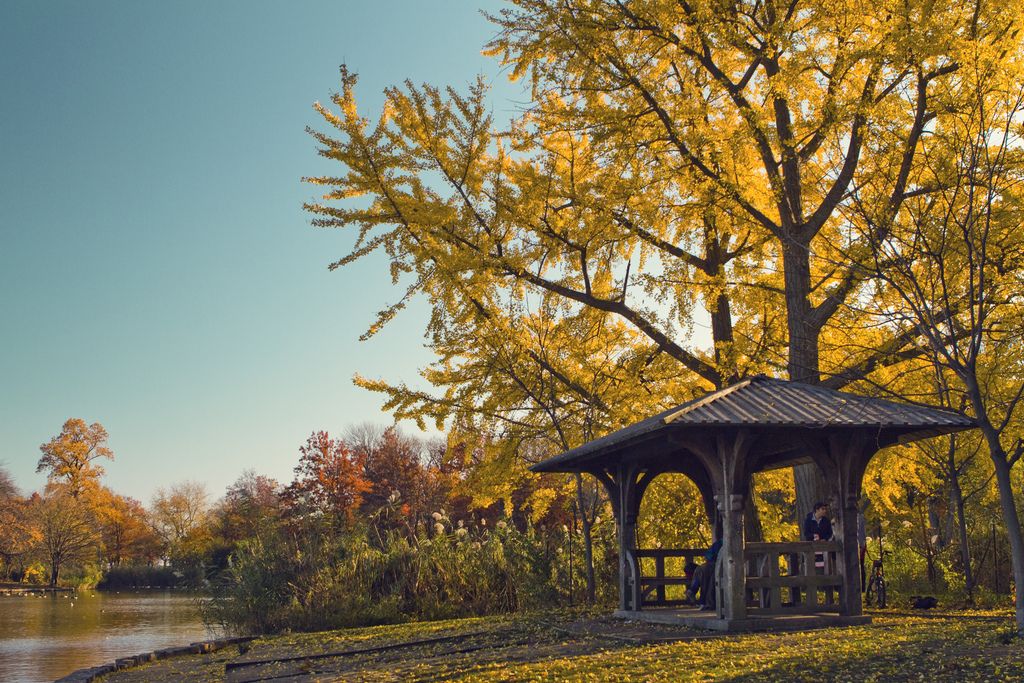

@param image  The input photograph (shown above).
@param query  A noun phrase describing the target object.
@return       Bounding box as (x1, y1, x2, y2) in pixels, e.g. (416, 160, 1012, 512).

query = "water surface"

(0, 590, 217, 683)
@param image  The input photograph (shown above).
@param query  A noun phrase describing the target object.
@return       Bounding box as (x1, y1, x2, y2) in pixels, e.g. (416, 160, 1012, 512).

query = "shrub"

(97, 565, 181, 589)
(22, 562, 47, 585)
(204, 518, 572, 635)
(64, 562, 104, 589)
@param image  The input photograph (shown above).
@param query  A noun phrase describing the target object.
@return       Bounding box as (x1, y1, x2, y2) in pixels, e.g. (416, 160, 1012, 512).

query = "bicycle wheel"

(865, 577, 875, 606)
(877, 578, 886, 609)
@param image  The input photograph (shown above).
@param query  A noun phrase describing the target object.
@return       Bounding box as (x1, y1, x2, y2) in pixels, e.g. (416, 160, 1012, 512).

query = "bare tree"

(0, 465, 17, 500)
(33, 490, 98, 586)
(150, 481, 209, 550)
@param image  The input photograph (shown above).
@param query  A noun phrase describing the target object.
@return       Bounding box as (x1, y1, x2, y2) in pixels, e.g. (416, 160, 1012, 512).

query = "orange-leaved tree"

(37, 419, 113, 498)
(93, 487, 161, 567)
(283, 431, 372, 527)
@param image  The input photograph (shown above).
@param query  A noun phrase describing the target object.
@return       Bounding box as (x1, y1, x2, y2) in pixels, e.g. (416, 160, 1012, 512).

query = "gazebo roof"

(531, 376, 975, 473)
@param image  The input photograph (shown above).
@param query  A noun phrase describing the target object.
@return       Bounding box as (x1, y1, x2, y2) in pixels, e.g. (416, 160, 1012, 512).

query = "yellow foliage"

(306, 0, 1024, 560)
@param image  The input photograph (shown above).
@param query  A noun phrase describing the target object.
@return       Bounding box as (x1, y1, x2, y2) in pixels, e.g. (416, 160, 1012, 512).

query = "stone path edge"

(53, 635, 257, 683)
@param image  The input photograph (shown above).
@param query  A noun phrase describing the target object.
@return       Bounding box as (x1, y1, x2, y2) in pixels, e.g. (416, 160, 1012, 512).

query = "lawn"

(97, 608, 1023, 682)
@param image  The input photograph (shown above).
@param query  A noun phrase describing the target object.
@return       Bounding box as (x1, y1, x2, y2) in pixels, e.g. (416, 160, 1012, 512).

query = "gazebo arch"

(531, 376, 976, 632)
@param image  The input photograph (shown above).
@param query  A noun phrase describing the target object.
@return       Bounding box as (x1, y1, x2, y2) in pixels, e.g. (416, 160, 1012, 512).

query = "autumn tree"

(94, 488, 160, 567)
(358, 291, 670, 601)
(0, 467, 38, 580)
(213, 470, 283, 543)
(916, 378, 991, 602)
(37, 419, 114, 498)
(305, 0, 1024, 521)
(283, 431, 371, 527)
(32, 488, 98, 586)
(861, 44, 1024, 630)
(344, 424, 434, 535)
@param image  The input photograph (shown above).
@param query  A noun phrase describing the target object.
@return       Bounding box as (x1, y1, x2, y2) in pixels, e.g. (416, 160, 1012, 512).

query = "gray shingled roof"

(660, 375, 974, 428)
(531, 375, 976, 473)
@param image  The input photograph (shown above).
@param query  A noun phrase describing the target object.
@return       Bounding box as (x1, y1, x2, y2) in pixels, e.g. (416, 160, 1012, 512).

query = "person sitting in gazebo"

(804, 502, 834, 574)
(684, 539, 722, 610)
(804, 502, 834, 542)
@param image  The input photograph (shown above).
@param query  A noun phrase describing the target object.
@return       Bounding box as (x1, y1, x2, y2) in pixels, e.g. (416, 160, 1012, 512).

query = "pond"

(0, 590, 219, 683)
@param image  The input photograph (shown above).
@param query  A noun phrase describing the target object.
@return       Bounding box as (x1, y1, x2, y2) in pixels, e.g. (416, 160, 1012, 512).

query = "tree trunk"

(990, 453, 1024, 632)
(782, 239, 820, 385)
(794, 464, 830, 530)
(949, 464, 975, 603)
(971, 392, 1024, 633)
(710, 292, 739, 385)
(928, 497, 945, 549)
(702, 208, 739, 387)
(745, 479, 763, 542)
(919, 501, 938, 587)
(781, 238, 831, 516)
(943, 490, 956, 551)
(574, 473, 597, 603)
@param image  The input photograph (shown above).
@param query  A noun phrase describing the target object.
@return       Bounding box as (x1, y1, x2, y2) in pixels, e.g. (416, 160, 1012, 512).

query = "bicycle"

(864, 550, 891, 608)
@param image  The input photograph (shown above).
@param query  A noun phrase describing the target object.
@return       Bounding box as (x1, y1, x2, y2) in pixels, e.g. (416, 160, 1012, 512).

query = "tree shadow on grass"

(224, 623, 631, 682)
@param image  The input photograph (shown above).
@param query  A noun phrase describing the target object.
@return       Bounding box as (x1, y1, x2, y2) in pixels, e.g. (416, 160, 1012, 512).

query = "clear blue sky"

(0, 0, 520, 502)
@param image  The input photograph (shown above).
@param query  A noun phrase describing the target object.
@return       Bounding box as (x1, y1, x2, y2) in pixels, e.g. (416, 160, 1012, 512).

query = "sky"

(0, 0, 522, 502)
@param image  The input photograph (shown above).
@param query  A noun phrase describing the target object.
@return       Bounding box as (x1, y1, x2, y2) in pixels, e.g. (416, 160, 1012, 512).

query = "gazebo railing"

(631, 548, 708, 607)
(743, 541, 842, 614)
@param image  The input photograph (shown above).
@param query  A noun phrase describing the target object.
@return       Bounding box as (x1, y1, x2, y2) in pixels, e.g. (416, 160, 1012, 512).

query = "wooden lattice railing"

(743, 541, 842, 614)
(631, 548, 708, 607)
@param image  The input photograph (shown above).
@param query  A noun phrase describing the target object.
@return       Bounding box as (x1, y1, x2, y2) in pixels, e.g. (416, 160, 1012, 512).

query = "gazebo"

(531, 376, 976, 632)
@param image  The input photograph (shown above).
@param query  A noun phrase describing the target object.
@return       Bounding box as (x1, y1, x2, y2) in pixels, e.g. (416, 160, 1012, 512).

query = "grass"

(98, 608, 1023, 682)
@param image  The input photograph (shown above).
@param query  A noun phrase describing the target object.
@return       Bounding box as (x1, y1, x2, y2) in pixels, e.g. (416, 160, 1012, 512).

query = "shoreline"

(0, 583, 74, 595)
(0, 584, 199, 596)
(54, 636, 254, 683)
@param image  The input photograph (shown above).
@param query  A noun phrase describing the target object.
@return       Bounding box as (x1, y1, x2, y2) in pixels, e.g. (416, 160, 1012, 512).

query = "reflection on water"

(0, 590, 218, 683)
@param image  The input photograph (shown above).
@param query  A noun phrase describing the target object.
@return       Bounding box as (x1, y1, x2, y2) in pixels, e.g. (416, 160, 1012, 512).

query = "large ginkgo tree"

(305, 0, 1024, 621)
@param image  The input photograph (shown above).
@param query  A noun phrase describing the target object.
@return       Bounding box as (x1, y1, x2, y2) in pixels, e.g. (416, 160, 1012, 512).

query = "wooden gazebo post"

(615, 462, 640, 612)
(711, 430, 754, 620)
(816, 433, 875, 617)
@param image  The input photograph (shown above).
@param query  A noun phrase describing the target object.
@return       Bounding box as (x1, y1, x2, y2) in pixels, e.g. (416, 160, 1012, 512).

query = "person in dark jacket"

(804, 502, 834, 575)
(685, 539, 722, 610)
(803, 502, 833, 541)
